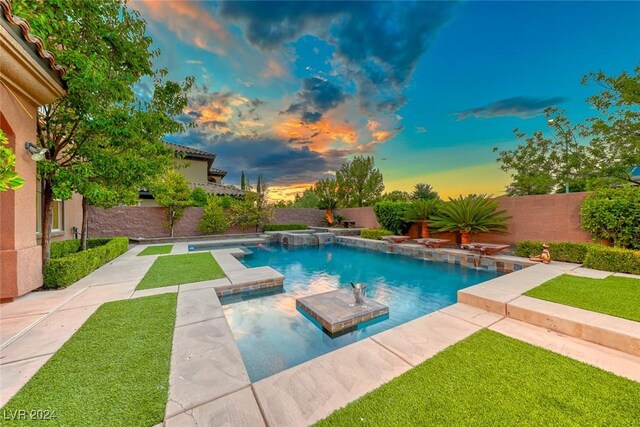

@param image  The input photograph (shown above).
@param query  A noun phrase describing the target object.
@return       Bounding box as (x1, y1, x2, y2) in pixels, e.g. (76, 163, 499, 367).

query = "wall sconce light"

(25, 142, 47, 161)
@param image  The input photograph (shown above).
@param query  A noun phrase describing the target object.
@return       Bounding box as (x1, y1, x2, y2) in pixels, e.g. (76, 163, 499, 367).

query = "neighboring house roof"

(165, 141, 216, 161)
(208, 166, 227, 177)
(190, 182, 244, 197)
(0, 0, 66, 85)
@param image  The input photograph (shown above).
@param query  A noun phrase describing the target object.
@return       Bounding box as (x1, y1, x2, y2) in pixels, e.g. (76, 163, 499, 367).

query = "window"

(36, 180, 64, 234)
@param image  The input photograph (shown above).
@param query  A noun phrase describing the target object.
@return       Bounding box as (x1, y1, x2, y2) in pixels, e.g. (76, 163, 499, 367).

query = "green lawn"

(316, 330, 640, 426)
(525, 274, 640, 322)
(1, 294, 177, 426)
(138, 244, 173, 256)
(136, 252, 225, 290)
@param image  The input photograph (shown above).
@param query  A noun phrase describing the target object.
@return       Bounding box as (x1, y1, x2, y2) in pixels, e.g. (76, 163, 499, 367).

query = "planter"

(460, 230, 471, 245)
(421, 221, 430, 238)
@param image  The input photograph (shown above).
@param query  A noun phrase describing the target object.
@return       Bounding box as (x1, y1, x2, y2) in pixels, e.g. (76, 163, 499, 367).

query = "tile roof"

(165, 141, 216, 159)
(0, 0, 66, 81)
(208, 166, 227, 177)
(190, 182, 244, 197)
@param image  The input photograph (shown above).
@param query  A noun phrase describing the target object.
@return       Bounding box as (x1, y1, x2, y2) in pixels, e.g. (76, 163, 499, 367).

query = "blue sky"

(130, 0, 640, 200)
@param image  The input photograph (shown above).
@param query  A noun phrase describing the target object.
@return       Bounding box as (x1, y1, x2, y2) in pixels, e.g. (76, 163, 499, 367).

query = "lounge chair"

(461, 243, 510, 256)
(381, 235, 411, 244)
(414, 238, 451, 248)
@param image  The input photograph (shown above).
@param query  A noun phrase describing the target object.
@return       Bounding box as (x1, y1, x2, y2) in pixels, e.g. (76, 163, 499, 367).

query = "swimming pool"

(220, 243, 500, 382)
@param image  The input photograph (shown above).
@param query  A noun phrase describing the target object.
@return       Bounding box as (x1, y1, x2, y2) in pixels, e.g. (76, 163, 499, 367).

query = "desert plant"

(404, 199, 441, 238)
(430, 195, 511, 244)
(198, 197, 229, 234)
(373, 201, 412, 235)
(580, 186, 640, 249)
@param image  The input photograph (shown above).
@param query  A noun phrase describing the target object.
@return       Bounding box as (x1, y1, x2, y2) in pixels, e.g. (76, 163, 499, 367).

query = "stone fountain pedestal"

(296, 289, 388, 334)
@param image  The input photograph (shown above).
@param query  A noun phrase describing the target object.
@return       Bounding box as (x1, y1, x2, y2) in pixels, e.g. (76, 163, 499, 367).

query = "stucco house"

(138, 141, 243, 206)
(0, 0, 83, 301)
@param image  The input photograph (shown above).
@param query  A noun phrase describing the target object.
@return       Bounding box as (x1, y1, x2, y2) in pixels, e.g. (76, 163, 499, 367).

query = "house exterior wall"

(175, 158, 208, 184)
(0, 21, 69, 301)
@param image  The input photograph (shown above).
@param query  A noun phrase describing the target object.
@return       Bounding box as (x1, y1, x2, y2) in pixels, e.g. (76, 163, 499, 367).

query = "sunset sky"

(130, 0, 640, 200)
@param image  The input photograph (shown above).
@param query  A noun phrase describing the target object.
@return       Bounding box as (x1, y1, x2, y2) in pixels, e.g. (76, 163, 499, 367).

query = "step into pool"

(219, 243, 501, 382)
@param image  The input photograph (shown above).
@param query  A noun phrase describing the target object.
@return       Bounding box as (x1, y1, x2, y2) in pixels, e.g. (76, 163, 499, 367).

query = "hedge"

(583, 246, 640, 275)
(264, 224, 308, 231)
(515, 241, 595, 264)
(373, 201, 412, 235)
(360, 228, 394, 240)
(44, 237, 129, 289)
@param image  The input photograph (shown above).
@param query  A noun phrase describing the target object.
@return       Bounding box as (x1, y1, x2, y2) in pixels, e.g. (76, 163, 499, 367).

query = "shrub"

(198, 198, 229, 234)
(44, 237, 129, 288)
(583, 246, 640, 275)
(50, 239, 81, 259)
(216, 195, 236, 208)
(429, 195, 510, 240)
(190, 187, 208, 207)
(373, 201, 412, 235)
(360, 228, 394, 240)
(264, 224, 308, 231)
(580, 187, 640, 249)
(515, 241, 595, 263)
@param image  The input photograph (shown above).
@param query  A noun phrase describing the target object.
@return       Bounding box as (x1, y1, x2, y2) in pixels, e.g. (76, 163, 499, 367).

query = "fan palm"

(429, 195, 511, 244)
(404, 199, 441, 238)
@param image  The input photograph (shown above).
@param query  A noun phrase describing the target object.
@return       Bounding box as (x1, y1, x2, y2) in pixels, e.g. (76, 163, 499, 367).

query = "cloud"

(454, 96, 567, 120)
(131, 0, 231, 56)
(274, 117, 358, 152)
(284, 77, 347, 122)
(260, 59, 288, 79)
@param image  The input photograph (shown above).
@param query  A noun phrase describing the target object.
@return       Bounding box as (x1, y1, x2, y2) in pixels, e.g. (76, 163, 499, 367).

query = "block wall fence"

(87, 192, 593, 244)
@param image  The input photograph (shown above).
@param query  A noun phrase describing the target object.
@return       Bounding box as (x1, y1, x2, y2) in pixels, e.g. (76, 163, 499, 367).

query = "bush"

(50, 240, 81, 259)
(198, 198, 229, 234)
(263, 224, 308, 231)
(373, 201, 412, 235)
(190, 187, 208, 207)
(360, 228, 394, 240)
(580, 186, 640, 249)
(583, 246, 640, 275)
(515, 241, 595, 263)
(216, 195, 236, 209)
(44, 237, 129, 288)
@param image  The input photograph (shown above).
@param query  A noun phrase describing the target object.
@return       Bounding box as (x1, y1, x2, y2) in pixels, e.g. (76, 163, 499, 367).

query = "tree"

(373, 201, 412, 235)
(240, 171, 246, 190)
(291, 187, 320, 208)
(382, 190, 411, 202)
(404, 199, 441, 238)
(14, 0, 192, 266)
(493, 108, 589, 195)
(582, 66, 640, 187)
(151, 170, 193, 237)
(0, 130, 24, 191)
(228, 191, 273, 232)
(198, 197, 229, 234)
(412, 183, 439, 200)
(336, 156, 384, 207)
(429, 195, 511, 245)
(314, 178, 340, 225)
(580, 187, 640, 249)
(190, 187, 208, 207)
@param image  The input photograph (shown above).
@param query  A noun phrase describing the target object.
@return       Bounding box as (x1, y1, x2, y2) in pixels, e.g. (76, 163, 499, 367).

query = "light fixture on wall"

(24, 142, 48, 161)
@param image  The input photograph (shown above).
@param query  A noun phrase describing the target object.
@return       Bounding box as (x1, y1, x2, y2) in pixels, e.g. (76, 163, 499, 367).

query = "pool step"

(490, 318, 640, 382)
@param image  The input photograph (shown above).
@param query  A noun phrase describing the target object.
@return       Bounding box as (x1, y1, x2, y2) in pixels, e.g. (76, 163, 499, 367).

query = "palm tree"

(404, 199, 440, 238)
(429, 195, 511, 245)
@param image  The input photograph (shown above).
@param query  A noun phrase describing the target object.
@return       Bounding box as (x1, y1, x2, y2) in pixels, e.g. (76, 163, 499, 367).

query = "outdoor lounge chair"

(414, 238, 451, 248)
(461, 243, 510, 256)
(381, 235, 411, 244)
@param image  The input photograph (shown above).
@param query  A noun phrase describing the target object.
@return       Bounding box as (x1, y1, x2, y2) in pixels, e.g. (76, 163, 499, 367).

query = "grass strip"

(316, 330, 640, 426)
(525, 274, 640, 322)
(2, 293, 177, 426)
(138, 245, 173, 256)
(137, 252, 225, 290)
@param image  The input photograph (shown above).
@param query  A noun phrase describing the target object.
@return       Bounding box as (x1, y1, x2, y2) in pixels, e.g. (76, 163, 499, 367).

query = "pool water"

(220, 244, 500, 382)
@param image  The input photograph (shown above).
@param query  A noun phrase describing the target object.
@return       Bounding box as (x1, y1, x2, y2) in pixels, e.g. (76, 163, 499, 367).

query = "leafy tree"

(151, 170, 193, 237)
(14, 0, 193, 266)
(291, 187, 320, 208)
(412, 183, 440, 200)
(494, 108, 588, 196)
(190, 187, 208, 207)
(198, 197, 229, 234)
(315, 178, 339, 225)
(382, 190, 411, 202)
(430, 194, 511, 244)
(228, 191, 273, 232)
(336, 156, 384, 207)
(404, 199, 441, 238)
(582, 66, 640, 187)
(373, 201, 412, 235)
(0, 130, 24, 191)
(580, 187, 640, 249)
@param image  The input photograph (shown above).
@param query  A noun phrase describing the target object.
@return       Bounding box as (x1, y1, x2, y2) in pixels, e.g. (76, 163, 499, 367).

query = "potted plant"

(429, 194, 510, 245)
(404, 199, 440, 238)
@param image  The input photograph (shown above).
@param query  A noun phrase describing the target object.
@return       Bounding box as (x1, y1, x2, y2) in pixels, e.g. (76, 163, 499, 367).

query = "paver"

(567, 267, 612, 279)
(0, 313, 47, 347)
(440, 303, 504, 327)
(129, 285, 179, 299)
(61, 280, 138, 310)
(175, 287, 224, 327)
(0, 354, 52, 407)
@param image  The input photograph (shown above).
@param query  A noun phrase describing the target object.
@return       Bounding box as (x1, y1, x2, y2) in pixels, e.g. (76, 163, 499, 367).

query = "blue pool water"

(220, 244, 500, 382)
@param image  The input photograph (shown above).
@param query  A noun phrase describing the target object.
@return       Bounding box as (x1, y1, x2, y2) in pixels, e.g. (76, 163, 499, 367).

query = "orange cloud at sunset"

(274, 118, 358, 152)
(131, 0, 230, 55)
(268, 183, 317, 201)
(260, 59, 288, 79)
